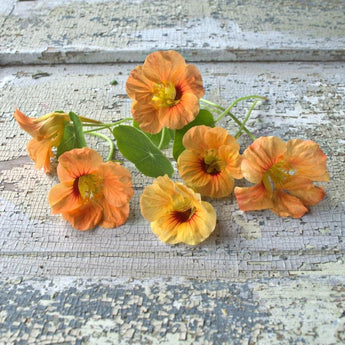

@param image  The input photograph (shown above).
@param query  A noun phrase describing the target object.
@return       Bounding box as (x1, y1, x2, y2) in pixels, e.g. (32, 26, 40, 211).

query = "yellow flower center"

(77, 174, 103, 200)
(263, 160, 292, 196)
(152, 81, 181, 108)
(203, 149, 226, 175)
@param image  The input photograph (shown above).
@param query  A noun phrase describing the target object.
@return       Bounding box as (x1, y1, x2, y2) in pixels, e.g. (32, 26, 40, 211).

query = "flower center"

(152, 81, 181, 108)
(203, 149, 225, 175)
(171, 198, 196, 224)
(76, 174, 103, 200)
(263, 160, 292, 195)
(172, 207, 196, 223)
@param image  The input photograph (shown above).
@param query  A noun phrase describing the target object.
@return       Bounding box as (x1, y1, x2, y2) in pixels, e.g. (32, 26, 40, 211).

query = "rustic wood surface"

(0, 0, 345, 344)
(1, 62, 344, 279)
(1, 0, 345, 64)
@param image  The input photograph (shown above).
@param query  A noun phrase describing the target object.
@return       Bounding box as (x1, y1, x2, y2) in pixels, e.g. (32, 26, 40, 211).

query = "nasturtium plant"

(13, 49, 328, 237)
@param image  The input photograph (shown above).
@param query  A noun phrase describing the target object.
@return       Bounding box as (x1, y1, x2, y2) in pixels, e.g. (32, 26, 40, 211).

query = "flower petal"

(126, 65, 155, 103)
(183, 64, 205, 99)
(271, 190, 308, 218)
(218, 145, 243, 180)
(177, 201, 216, 245)
(48, 180, 81, 214)
(241, 136, 286, 183)
(101, 201, 130, 228)
(159, 93, 199, 130)
(27, 138, 54, 173)
(140, 175, 175, 221)
(151, 217, 181, 244)
(62, 201, 103, 231)
(142, 50, 187, 84)
(37, 115, 65, 140)
(285, 139, 330, 182)
(209, 173, 235, 198)
(183, 125, 233, 153)
(196, 173, 235, 199)
(283, 176, 326, 206)
(99, 162, 133, 207)
(13, 108, 41, 137)
(178, 150, 210, 188)
(131, 101, 163, 134)
(235, 183, 273, 211)
(57, 147, 103, 182)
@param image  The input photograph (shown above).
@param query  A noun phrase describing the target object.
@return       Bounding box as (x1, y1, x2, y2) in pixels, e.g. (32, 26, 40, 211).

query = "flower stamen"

(203, 149, 225, 175)
(152, 81, 180, 108)
(77, 174, 103, 200)
(263, 161, 291, 193)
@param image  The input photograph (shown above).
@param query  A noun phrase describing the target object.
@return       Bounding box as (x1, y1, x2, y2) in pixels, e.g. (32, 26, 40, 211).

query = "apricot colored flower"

(140, 175, 216, 245)
(177, 125, 243, 198)
(234, 136, 329, 218)
(48, 147, 134, 231)
(126, 50, 204, 134)
(13, 108, 70, 172)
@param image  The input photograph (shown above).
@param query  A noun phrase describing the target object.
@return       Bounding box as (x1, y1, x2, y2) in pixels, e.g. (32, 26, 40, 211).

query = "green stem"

(82, 117, 133, 128)
(235, 101, 258, 139)
(200, 104, 223, 115)
(83, 126, 109, 133)
(200, 98, 225, 112)
(227, 111, 256, 141)
(85, 131, 115, 161)
(157, 127, 167, 150)
(215, 95, 266, 123)
(201, 98, 259, 140)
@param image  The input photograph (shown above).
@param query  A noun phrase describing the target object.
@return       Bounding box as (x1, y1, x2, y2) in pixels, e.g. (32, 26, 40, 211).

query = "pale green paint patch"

(254, 276, 345, 344)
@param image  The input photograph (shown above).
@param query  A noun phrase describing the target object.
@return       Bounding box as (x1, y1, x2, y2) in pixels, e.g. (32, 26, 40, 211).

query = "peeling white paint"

(254, 277, 345, 344)
(233, 212, 262, 240)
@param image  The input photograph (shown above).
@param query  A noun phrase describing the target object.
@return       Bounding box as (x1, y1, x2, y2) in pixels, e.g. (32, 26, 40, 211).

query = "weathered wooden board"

(0, 62, 344, 280)
(1, 0, 345, 65)
(1, 1, 345, 343)
(0, 275, 344, 345)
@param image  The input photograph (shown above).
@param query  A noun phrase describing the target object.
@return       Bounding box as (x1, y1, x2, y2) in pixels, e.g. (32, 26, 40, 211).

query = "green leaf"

(56, 113, 87, 158)
(56, 123, 76, 158)
(69, 111, 87, 148)
(133, 121, 173, 149)
(113, 125, 174, 177)
(173, 109, 215, 161)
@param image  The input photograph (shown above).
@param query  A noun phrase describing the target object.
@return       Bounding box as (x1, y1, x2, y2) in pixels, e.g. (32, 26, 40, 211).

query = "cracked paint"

(0, 276, 344, 344)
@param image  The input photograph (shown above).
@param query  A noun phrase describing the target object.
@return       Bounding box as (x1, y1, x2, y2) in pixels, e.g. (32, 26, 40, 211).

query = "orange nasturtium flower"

(140, 175, 216, 245)
(48, 147, 134, 231)
(13, 108, 100, 173)
(234, 136, 329, 218)
(177, 125, 243, 198)
(126, 50, 204, 134)
(13, 108, 70, 172)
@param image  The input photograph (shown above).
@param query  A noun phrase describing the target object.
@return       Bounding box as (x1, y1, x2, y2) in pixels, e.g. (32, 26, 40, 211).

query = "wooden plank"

(0, 62, 344, 279)
(1, 0, 345, 65)
(0, 275, 344, 344)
